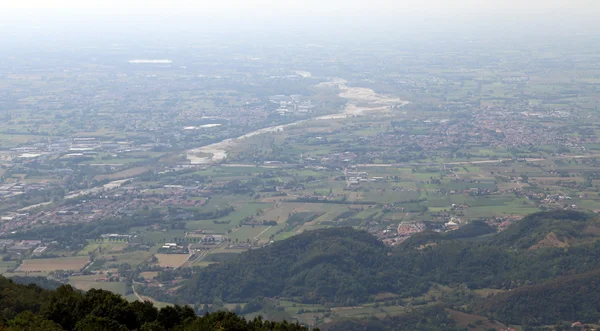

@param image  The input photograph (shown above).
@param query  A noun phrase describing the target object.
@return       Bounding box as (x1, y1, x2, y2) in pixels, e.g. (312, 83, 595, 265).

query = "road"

(254, 226, 273, 241)
(132, 281, 155, 303)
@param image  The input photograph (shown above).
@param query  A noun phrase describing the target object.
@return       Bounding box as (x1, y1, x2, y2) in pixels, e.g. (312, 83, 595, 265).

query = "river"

(186, 78, 409, 165)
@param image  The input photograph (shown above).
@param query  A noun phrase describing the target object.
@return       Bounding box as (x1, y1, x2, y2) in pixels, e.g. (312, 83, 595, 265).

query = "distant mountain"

(177, 211, 600, 326)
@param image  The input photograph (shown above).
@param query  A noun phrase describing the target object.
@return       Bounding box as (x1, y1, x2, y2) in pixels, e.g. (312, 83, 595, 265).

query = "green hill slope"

(177, 211, 600, 326)
(478, 270, 600, 326)
(488, 210, 599, 249)
(179, 227, 398, 305)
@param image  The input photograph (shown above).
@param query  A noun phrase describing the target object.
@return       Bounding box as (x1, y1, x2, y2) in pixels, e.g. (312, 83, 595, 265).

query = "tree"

(74, 315, 129, 331)
(10, 311, 63, 331)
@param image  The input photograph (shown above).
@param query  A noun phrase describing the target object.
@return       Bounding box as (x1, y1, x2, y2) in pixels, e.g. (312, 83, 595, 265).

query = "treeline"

(9, 276, 63, 290)
(0, 276, 314, 331)
(194, 206, 235, 220)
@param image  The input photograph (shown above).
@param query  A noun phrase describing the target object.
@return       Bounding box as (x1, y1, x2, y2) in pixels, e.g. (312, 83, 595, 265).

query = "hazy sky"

(3, 0, 599, 19)
(1, 0, 599, 45)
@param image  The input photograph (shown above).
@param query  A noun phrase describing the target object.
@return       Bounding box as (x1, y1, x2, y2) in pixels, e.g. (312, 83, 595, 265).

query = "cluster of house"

(343, 171, 385, 186)
(158, 243, 188, 254)
(100, 234, 135, 240)
(0, 239, 44, 253)
(11, 137, 167, 164)
(0, 183, 49, 198)
(375, 217, 472, 246)
(269, 94, 315, 115)
(0, 186, 211, 235)
(329, 105, 593, 163)
(485, 216, 518, 232)
(187, 234, 225, 246)
(95, 270, 124, 283)
(473, 107, 593, 149)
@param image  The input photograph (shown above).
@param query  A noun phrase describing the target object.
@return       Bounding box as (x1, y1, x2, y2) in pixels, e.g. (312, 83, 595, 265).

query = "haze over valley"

(0, 1, 600, 330)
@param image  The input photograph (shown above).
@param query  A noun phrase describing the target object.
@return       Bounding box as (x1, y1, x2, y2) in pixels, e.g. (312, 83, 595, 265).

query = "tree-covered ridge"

(398, 219, 495, 249)
(0, 277, 314, 331)
(478, 270, 600, 326)
(488, 210, 598, 249)
(178, 211, 600, 325)
(180, 227, 392, 305)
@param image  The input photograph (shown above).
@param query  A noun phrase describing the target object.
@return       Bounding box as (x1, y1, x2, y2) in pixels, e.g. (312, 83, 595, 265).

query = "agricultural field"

(69, 275, 128, 295)
(93, 167, 150, 181)
(154, 254, 189, 268)
(77, 240, 129, 256)
(16, 257, 90, 273)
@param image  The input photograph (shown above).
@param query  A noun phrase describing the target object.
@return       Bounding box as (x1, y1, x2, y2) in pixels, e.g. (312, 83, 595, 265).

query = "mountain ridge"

(174, 210, 600, 326)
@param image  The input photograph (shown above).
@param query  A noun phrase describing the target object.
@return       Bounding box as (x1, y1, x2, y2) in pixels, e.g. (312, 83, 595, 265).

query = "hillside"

(0, 276, 509, 331)
(0, 277, 313, 331)
(398, 219, 496, 249)
(176, 211, 600, 327)
(1, 211, 599, 329)
(488, 210, 600, 249)
(478, 270, 600, 326)
(179, 227, 396, 305)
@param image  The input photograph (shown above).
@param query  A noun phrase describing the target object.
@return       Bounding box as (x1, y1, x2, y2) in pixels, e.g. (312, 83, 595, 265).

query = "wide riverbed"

(186, 79, 408, 165)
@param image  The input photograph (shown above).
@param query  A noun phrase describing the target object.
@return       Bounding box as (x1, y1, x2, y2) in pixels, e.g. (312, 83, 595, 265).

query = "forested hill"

(478, 270, 600, 326)
(488, 210, 599, 249)
(178, 211, 600, 326)
(400, 210, 600, 251)
(0, 276, 313, 331)
(179, 227, 393, 305)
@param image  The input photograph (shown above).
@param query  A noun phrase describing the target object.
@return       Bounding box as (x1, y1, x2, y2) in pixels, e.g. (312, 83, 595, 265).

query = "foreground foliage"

(0, 278, 313, 331)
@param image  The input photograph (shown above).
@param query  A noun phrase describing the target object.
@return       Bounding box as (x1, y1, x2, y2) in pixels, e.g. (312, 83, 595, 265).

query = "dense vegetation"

(9, 276, 64, 290)
(487, 210, 595, 249)
(0, 211, 598, 329)
(0, 277, 313, 330)
(479, 270, 600, 326)
(177, 211, 600, 326)
(180, 227, 396, 305)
